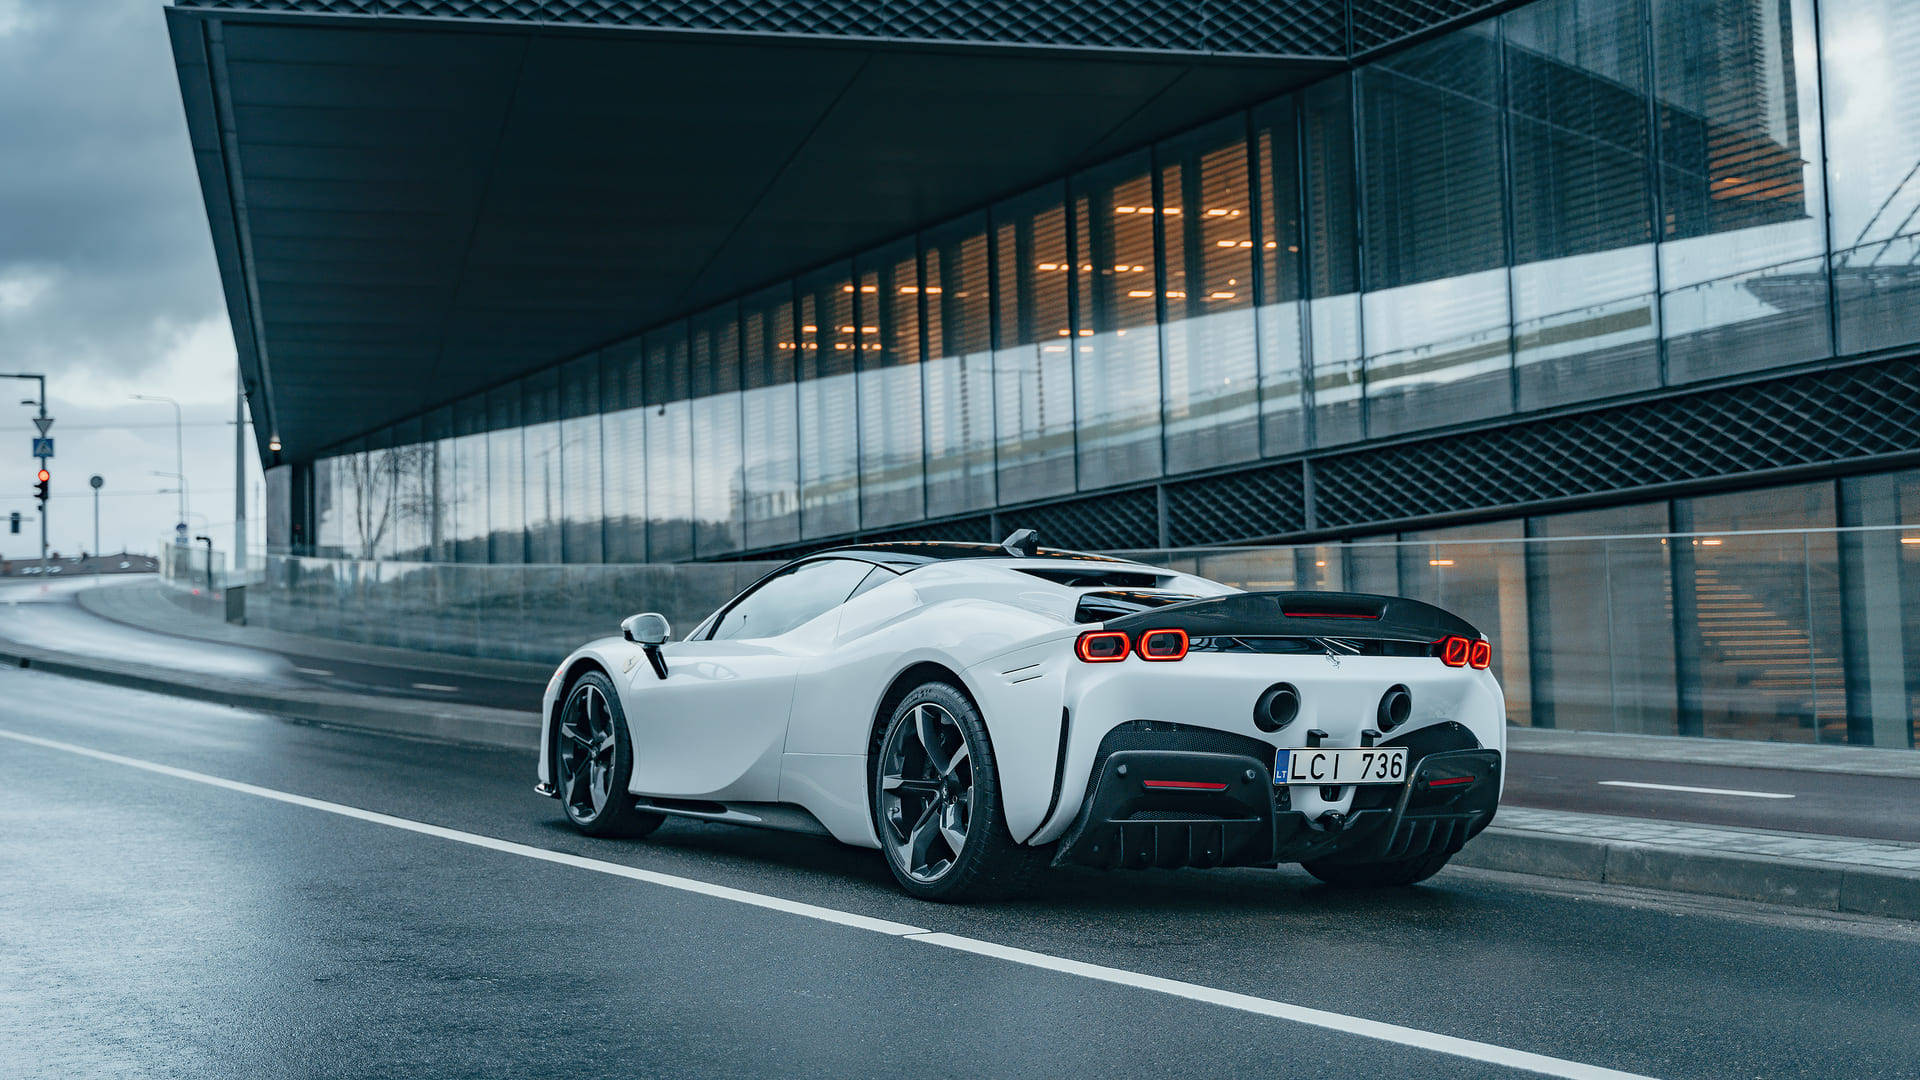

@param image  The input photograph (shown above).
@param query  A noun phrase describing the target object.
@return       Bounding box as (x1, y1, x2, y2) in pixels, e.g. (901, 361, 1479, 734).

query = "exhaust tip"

(1254, 682, 1300, 732)
(1378, 684, 1412, 731)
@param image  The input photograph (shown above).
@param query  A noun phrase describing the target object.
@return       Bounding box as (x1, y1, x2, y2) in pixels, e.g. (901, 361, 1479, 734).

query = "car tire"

(1301, 846, 1455, 888)
(871, 681, 1046, 903)
(554, 671, 664, 839)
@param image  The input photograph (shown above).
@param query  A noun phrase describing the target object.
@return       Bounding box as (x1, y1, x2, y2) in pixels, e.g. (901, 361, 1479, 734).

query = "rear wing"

(1102, 591, 1480, 644)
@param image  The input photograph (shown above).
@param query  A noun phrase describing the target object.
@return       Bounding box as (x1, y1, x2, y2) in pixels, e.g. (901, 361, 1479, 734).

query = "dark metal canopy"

(166, 1, 1385, 461)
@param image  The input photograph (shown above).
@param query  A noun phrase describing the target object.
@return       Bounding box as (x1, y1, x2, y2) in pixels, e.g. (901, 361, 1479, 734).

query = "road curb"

(1456, 825, 1920, 921)
(0, 642, 539, 752)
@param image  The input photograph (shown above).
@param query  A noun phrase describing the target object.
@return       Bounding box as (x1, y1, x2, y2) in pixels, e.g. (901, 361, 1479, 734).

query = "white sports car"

(536, 533, 1506, 901)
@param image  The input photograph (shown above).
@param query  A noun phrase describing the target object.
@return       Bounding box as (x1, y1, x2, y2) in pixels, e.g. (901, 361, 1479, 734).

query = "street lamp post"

(90, 475, 103, 559)
(132, 393, 186, 540)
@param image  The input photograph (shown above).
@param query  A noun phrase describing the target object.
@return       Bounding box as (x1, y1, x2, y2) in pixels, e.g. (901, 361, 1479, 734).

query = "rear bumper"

(1052, 736, 1500, 870)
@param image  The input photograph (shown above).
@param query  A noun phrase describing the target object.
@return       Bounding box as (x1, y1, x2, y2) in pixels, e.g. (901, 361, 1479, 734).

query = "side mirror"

(622, 612, 671, 679)
(622, 612, 671, 646)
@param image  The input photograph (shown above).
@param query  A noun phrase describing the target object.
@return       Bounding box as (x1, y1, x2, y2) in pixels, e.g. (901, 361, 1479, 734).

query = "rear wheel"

(555, 671, 663, 839)
(1301, 847, 1455, 888)
(872, 682, 1044, 902)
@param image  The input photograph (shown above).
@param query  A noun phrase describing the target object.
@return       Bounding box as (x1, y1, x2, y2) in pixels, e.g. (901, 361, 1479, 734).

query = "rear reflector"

(1141, 779, 1229, 791)
(1136, 628, 1189, 661)
(1075, 629, 1130, 662)
(1427, 776, 1475, 788)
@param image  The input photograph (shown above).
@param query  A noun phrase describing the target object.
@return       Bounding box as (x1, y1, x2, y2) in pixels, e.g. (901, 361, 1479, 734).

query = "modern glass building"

(171, 0, 1919, 746)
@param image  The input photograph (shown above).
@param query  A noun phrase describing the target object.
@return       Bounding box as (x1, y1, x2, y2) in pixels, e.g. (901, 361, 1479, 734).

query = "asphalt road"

(2, 665, 1917, 1079)
(3, 577, 1916, 842)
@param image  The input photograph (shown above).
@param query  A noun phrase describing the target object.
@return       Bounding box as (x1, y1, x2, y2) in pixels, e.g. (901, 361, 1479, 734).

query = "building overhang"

(164, 2, 1399, 461)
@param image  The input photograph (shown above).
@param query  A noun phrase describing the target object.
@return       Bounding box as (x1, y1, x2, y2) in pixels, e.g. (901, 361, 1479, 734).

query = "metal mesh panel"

(1165, 463, 1305, 546)
(1312, 360, 1920, 529)
(1351, 0, 1497, 54)
(1002, 490, 1158, 550)
(175, 0, 1351, 55)
(1204, 0, 1347, 55)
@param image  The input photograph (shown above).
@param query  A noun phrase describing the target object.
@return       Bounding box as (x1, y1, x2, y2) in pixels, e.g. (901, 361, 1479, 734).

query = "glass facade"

(313, 0, 1915, 569)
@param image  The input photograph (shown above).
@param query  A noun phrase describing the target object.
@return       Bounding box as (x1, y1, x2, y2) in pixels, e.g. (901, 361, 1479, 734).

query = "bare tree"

(345, 445, 436, 559)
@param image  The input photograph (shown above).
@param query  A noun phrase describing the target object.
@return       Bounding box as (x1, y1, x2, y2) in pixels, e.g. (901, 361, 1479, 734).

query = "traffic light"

(8, 511, 18, 535)
(34, 468, 49, 504)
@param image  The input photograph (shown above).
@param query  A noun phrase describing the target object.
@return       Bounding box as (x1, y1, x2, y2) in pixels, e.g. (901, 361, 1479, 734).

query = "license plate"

(1277, 747, 1407, 786)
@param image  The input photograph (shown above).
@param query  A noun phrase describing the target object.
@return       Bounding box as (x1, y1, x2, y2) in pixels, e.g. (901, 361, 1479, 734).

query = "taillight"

(1075, 629, 1130, 662)
(1136, 628, 1189, 661)
(1435, 635, 1491, 669)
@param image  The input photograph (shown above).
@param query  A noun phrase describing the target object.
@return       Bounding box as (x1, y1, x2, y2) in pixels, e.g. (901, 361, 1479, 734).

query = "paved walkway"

(1510, 727, 1920, 779)
(1497, 806, 1920, 873)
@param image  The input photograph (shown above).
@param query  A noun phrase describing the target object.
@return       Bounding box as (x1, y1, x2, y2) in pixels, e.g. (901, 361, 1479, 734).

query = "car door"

(627, 558, 879, 801)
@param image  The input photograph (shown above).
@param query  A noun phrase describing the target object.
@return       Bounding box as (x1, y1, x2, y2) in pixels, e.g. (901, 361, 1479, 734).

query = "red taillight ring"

(1434, 635, 1492, 669)
(1075, 629, 1131, 662)
(1136, 627, 1189, 661)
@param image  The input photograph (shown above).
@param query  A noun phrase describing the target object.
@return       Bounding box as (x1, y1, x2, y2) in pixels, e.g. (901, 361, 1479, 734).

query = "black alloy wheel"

(555, 671, 662, 838)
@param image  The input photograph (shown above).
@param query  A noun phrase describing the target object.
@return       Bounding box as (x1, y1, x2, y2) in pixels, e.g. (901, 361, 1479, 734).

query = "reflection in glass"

(1676, 482, 1840, 743)
(797, 267, 860, 538)
(1073, 153, 1163, 488)
(1836, 470, 1920, 748)
(1301, 78, 1364, 446)
(1254, 99, 1307, 457)
(1505, 0, 1660, 409)
(1654, 0, 1830, 381)
(1821, 0, 1920, 354)
(523, 371, 561, 564)
(992, 185, 1076, 502)
(600, 342, 647, 562)
(644, 326, 694, 563)
(452, 394, 488, 564)
(856, 243, 926, 529)
(560, 356, 604, 564)
(923, 215, 996, 516)
(1160, 118, 1260, 474)
(486, 385, 524, 564)
(691, 304, 744, 557)
(1399, 522, 1532, 726)
(1360, 25, 1513, 437)
(740, 285, 800, 549)
(1528, 502, 1677, 733)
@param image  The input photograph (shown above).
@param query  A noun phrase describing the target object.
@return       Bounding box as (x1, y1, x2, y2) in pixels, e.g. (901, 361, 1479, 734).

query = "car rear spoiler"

(1102, 591, 1480, 644)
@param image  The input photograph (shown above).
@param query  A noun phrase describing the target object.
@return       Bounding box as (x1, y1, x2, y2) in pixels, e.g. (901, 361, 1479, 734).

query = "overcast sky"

(0, 0, 260, 562)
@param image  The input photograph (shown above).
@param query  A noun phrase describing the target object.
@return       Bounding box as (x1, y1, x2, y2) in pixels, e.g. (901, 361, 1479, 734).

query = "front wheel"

(554, 671, 663, 839)
(872, 682, 1044, 902)
(1301, 847, 1455, 888)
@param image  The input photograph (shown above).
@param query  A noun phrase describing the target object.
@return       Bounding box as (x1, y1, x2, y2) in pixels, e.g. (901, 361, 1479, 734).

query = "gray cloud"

(0, 0, 231, 403)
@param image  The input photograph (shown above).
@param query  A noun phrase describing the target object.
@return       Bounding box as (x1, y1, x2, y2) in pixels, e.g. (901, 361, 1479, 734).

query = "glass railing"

(238, 524, 1918, 748)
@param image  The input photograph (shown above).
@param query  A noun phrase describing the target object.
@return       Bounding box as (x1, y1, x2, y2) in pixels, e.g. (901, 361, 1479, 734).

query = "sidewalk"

(1457, 807, 1920, 921)
(4, 577, 1916, 920)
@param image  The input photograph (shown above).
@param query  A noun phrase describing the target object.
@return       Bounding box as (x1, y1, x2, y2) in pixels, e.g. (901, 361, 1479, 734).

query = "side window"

(709, 559, 876, 641)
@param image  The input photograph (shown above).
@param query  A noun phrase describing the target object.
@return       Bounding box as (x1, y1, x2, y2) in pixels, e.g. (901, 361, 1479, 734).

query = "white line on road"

(0, 727, 1658, 1080)
(410, 682, 459, 693)
(294, 667, 334, 678)
(1598, 780, 1795, 799)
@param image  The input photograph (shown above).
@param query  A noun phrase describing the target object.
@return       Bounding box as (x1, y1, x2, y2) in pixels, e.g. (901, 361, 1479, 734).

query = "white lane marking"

(1598, 780, 1795, 800)
(0, 728, 1658, 1080)
(0, 729, 925, 938)
(411, 682, 459, 693)
(916, 933, 1655, 1080)
(294, 667, 334, 678)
